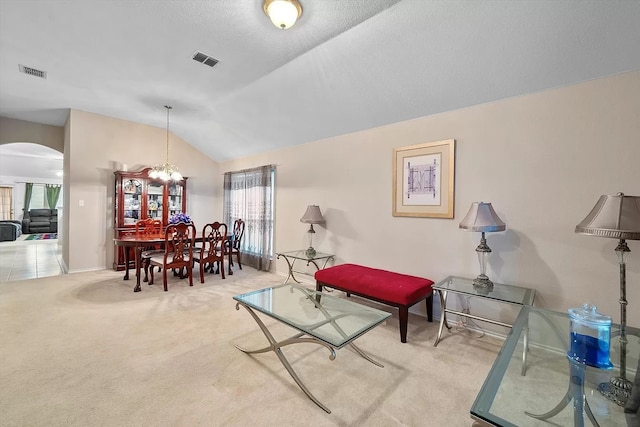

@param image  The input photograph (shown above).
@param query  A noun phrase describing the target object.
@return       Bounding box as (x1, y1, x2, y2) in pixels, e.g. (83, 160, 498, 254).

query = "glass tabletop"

(276, 250, 334, 261)
(471, 305, 640, 426)
(433, 276, 535, 306)
(233, 284, 391, 348)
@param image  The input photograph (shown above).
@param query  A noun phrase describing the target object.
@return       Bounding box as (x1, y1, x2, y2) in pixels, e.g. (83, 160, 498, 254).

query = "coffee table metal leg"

(521, 322, 529, 376)
(525, 360, 599, 427)
(349, 342, 384, 368)
(277, 254, 301, 284)
(235, 302, 335, 413)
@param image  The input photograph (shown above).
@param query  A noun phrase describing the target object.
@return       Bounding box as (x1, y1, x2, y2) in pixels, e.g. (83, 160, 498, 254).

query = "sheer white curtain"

(223, 165, 275, 271)
(0, 186, 12, 220)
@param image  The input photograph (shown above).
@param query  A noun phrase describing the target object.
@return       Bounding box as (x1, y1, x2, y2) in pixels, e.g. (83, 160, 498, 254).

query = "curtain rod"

(221, 164, 277, 175)
(13, 181, 62, 186)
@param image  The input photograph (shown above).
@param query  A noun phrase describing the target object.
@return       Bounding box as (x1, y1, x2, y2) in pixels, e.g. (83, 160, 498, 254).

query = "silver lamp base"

(598, 376, 632, 407)
(473, 274, 494, 290)
(305, 247, 316, 258)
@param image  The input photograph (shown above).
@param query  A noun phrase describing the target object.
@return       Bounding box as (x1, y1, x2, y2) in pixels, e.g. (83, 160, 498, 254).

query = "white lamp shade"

(459, 202, 506, 232)
(264, 0, 302, 29)
(300, 205, 325, 224)
(575, 193, 640, 240)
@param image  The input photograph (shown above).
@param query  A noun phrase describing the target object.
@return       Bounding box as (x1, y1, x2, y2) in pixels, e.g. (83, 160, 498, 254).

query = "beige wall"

(61, 115, 71, 272)
(218, 71, 640, 327)
(65, 110, 220, 272)
(0, 117, 64, 151)
(1, 72, 638, 327)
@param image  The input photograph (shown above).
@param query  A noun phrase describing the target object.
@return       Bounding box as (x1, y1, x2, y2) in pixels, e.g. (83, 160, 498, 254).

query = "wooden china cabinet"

(113, 167, 188, 270)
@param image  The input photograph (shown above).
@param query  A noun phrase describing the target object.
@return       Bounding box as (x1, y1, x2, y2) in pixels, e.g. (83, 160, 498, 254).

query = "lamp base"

(598, 376, 632, 407)
(473, 274, 494, 290)
(305, 247, 316, 258)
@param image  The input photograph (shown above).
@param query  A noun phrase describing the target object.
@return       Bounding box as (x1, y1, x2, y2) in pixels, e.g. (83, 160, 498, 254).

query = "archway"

(0, 143, 63, 218)
(0, 142, 64, 280)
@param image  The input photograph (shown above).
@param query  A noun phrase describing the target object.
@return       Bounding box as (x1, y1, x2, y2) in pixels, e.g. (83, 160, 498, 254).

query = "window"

(223, 165, 275, 271)
(28, 184, 63, 209)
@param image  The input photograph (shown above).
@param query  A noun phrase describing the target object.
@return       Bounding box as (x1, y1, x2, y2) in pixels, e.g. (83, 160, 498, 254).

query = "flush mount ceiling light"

(263, 0, 302, 30)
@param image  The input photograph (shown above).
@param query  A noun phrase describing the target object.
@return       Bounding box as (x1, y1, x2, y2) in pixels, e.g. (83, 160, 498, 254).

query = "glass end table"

(276, 250, 334, 284)
(433, 276, 535, 346)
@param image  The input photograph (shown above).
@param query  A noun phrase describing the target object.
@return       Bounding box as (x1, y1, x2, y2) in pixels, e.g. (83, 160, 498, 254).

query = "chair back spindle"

(194, 222, 227, 283)
(148, 222, 196, 291)
(226, 219, 245, 271)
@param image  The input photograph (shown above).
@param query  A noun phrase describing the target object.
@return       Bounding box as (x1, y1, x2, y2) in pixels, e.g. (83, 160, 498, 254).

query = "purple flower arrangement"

(169, 212, 192, 224)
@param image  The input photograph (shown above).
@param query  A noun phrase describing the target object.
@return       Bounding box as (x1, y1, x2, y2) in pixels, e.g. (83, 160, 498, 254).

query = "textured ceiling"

(1, 0, 639, 162)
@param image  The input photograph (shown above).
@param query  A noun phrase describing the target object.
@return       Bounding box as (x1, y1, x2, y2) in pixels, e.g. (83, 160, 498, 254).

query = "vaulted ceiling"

(1, 0, 639, 162)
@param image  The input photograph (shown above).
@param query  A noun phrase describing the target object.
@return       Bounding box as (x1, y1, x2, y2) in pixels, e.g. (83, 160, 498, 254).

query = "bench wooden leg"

(399, 306, 408, 343)
(426, 293, 433, 322)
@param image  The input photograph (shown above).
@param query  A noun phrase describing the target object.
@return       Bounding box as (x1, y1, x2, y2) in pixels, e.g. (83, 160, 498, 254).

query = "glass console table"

(276, 250, 334, 284)
(471, 305, 640, 426)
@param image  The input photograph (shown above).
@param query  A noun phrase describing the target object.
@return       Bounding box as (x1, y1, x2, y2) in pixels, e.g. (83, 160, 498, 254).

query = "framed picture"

(392, 139, 455, 218)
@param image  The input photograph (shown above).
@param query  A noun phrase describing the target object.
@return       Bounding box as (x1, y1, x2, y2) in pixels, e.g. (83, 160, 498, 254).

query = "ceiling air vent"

(192, 51, 219, 68)
(18, 64, 47, 79)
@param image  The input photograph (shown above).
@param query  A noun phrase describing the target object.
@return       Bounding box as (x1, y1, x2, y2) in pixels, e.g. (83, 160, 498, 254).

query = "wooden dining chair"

(133, 218, 163, 282)
(148, 222, 196, 291)
(226, 219, 245, 271)
(193, 222, 227, 283)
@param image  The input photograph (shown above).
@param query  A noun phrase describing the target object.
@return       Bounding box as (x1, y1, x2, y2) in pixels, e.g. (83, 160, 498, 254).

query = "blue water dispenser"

(568, 303, 613, 369)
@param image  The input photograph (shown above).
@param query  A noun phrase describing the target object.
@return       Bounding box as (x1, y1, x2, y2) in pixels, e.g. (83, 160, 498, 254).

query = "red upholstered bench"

(315, 263, 434, 343)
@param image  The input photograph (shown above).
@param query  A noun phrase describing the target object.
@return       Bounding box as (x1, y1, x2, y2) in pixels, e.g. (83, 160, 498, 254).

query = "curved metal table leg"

(434, 289, 450, 347)
(349, 343, 384, 368)
(525, 360, 600, 427)
(235, 302, 335, 413)
(521, 322, 529, 376)
(277, 254, 301, 284)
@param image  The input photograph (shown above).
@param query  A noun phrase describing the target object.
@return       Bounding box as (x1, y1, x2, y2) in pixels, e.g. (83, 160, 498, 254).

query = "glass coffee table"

(233, 284, 391, 413)
(471, 305, 640, 426)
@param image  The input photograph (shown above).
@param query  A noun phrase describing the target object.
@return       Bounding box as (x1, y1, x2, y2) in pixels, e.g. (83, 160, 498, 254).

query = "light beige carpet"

(0, 267, 501, 426)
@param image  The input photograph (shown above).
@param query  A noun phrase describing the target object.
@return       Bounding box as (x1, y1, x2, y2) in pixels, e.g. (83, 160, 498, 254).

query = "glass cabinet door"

(147, 180, 164, 221)
(123, 179, 142, 225)
(168, 181, 184, 217)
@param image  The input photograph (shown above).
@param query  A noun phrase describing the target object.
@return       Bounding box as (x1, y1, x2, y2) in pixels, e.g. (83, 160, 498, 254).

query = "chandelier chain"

(165, 105, 171, 164)
(148, 105, 182, 181)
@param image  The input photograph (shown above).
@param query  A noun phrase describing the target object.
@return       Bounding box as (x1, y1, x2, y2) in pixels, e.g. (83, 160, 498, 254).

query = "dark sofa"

(22, 209, 58, 234)
(0, 220, 22, 242)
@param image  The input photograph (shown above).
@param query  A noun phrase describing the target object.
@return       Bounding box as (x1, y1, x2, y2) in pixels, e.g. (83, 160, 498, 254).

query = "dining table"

(114, 233, 234, 292)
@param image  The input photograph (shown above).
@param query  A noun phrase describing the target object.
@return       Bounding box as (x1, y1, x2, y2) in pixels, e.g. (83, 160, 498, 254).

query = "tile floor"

(0, 237, 63, 282)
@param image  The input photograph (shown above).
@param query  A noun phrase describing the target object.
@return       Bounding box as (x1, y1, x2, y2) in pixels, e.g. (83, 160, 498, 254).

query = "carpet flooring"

(0, 267, 501, 426)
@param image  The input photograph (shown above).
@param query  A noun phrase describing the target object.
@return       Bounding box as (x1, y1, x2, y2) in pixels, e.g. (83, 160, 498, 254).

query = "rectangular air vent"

(192, 51, 219, 68)
(18, 64, 47, 79)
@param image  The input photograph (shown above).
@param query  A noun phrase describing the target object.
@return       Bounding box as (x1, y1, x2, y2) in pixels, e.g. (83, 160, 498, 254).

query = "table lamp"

(300, 205, 325, 258)
(575, 192, 640, 406)
(459, 202, 506, 290)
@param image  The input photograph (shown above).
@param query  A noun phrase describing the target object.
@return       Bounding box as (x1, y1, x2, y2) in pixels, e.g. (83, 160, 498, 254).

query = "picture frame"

(392, 139, 455, 218)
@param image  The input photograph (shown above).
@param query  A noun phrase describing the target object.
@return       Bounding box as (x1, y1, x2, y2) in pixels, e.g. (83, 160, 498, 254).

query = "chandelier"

(149, 105, 183, 181)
